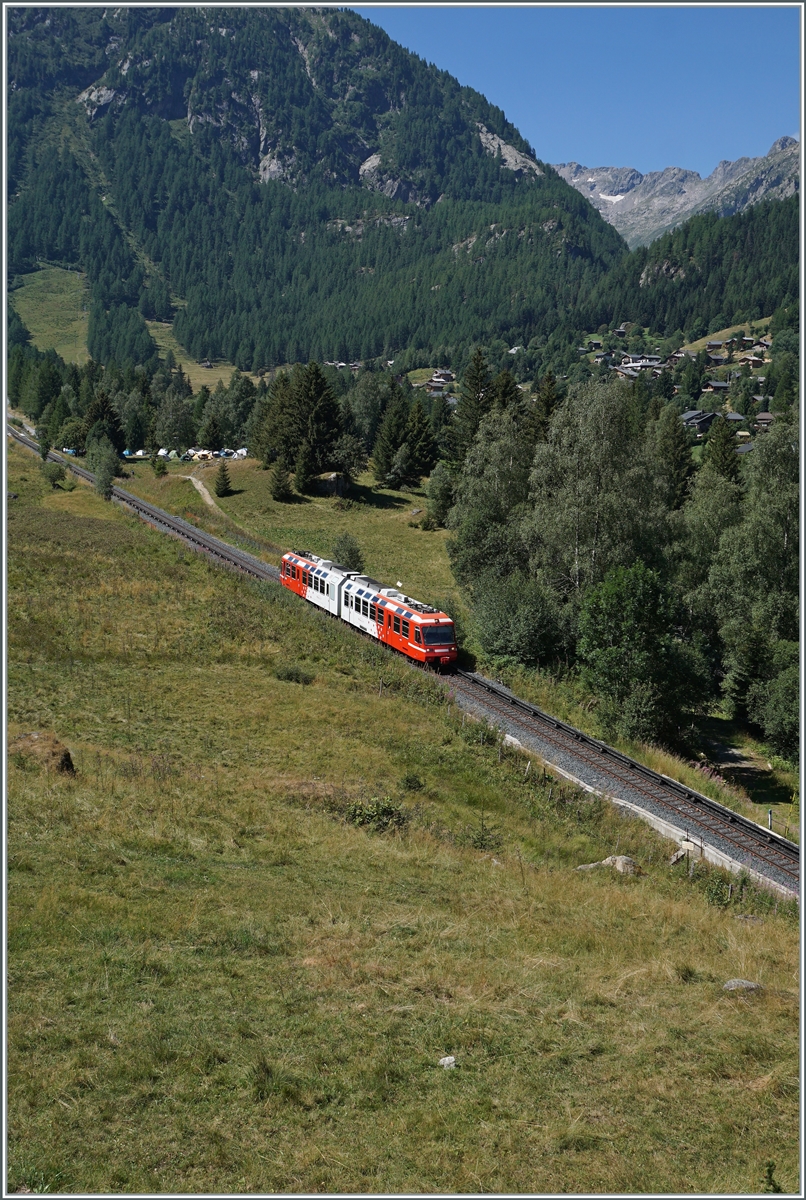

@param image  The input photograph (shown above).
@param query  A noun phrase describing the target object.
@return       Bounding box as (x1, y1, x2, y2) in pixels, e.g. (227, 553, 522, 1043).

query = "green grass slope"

(117, 455, 797, 834)
(6, 440, 799, 1195)
(10, 267, 90, 364)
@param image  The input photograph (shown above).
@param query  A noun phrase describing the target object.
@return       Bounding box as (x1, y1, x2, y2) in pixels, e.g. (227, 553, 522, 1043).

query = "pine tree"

(704, 415, 739, 484)
(654, 403, 696, 509)
(214, 459, 232, 497)
(527, 370, 558, 444)
(268, 456, 293, 501)
(294, 361, 342, 471)
(200, 412, 224, 452)
(371, 387, 410, 482)
(489, 369, 520, 412)
(294, 440, 316, 493)
(406, 397, 437, 479)
(449, 347, 491, 465)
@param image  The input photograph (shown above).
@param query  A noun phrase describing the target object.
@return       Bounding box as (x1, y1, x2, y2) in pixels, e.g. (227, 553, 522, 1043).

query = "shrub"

(346, 798, 408, 832)
(275, 664, 314, 685)
(40, 461, 65, 489)
(331, 532, 364, 572)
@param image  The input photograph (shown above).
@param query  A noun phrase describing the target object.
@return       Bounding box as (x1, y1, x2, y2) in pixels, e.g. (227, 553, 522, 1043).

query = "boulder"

(10, 732, 75, 774)
(576, 855, 643, 876)
(723, 978, 762, 992)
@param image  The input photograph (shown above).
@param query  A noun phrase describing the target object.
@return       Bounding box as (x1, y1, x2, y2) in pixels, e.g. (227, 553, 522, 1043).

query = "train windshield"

(422, 623, 454, 646)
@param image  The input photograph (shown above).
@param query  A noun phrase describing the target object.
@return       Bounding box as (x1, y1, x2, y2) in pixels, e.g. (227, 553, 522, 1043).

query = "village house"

(681, 410, 717, 436)
(701, 379, 730, 395)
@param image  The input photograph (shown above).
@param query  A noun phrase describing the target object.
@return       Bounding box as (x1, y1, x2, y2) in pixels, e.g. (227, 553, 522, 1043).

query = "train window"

(402, 619, 410, 638)
(369, 604, 376, 621)
(361, 599, 369, 616)
(393, 616, 400, 634)
(414, 627, 421, 644)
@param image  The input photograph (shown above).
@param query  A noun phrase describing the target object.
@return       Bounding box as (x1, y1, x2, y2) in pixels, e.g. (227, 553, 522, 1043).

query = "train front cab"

(377, 591, 457, 668)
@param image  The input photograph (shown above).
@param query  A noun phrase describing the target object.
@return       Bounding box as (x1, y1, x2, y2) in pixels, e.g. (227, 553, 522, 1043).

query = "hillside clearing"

(10, 266, 90, 365)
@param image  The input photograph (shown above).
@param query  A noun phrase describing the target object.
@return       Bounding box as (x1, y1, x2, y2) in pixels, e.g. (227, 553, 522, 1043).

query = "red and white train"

(280, 549, 458, 667)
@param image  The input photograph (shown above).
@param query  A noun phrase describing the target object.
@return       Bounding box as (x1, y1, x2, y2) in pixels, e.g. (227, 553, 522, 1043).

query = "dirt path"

(178, 472, 219, 509)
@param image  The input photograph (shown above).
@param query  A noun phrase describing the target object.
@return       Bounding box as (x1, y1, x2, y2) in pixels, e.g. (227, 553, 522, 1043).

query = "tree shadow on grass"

(697, 715, 795, 809)
(346, 482, 416, 510)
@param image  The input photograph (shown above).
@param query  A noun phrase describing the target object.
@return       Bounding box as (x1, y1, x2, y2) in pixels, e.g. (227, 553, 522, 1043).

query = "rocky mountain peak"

(553, 138, 799, 247)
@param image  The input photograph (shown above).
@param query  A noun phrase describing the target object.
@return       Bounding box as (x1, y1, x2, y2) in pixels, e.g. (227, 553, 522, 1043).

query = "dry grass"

(10, 266, 91, 364)
(683, 317, 772, 355)
(5, 438, 799, 1195)
(144, 321, 262, 393)
(123, 458, 459, 606)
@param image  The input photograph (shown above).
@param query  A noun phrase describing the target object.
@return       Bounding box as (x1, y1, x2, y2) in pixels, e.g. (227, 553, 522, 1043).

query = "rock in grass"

(603, 855, 643, 875)
(723, 978, 763, 992)
(576, 855, 643, 876)
(11, 731, 75, 774)
(438, 1056, 456, 1069)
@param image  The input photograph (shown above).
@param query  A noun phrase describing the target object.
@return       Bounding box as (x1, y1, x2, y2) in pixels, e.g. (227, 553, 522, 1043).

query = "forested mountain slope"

(7, 5, 627, 369)
(7, 7, 800, 375)
(580, 196, 799, 338)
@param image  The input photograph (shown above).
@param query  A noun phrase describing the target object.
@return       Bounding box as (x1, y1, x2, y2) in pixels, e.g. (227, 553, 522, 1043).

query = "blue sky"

(354, 4, 802, 177)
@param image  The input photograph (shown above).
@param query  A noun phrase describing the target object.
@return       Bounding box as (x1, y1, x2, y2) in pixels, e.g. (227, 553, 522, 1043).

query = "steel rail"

(8, 423, 798, 893)
(452, 670, 798, 887)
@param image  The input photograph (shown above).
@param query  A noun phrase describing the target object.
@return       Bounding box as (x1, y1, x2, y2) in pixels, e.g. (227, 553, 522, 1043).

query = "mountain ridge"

(554, 137, 800, 248)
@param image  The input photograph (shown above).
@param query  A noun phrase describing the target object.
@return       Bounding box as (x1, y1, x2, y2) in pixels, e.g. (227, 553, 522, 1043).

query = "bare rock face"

(553, 138, 799, 247)
(477, 124, 542, 177)
(10, 732, 76, 774)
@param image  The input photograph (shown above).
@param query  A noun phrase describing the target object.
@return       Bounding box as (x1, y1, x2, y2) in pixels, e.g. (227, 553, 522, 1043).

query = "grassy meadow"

(10, 267, 91, 365)
(118, 455, 797, 836)
(121, 458, 458, 608)
(6, 438, 800, 1195)
(8, 264, 252, 390)
(145, 320, 262, 393)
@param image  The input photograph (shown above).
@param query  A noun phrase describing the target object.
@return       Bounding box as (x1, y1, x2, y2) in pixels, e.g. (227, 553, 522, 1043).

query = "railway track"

(8, 424, 799, 898)
(450, 671, 799, 898)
